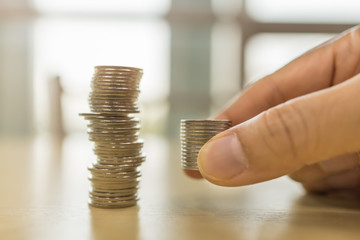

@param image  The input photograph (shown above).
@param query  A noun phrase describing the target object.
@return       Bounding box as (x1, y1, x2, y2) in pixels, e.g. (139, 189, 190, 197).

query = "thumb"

(198, 74, 360, 186)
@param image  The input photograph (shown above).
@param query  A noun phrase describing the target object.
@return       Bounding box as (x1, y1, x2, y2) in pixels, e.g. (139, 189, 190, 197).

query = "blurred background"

(0, 0, 359, 138)
(2, 3, 360, 238)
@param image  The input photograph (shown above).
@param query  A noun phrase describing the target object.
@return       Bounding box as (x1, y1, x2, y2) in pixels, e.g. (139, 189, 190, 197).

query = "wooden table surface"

(1, 134, 360, 240)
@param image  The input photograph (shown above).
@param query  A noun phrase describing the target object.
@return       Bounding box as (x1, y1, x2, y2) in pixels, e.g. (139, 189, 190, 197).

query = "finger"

(289, 152, 360, 184)
(303, 166, 360, 193)
(195, 26, 360, 180)
(215, 26, 360, 125)
(198, 73, 360, 186)
(183, 169, 203, 179)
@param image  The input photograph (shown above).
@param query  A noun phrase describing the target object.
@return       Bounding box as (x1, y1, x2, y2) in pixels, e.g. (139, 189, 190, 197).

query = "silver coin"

(89, 193, 138, 200)
(89, 104, 139, 109)
(90, 181, 139, 189)
(181, 119, 232, 124)
(88, 120, 139, 126)
(89, 93, 139, 99)
(92, 75, 141, 80)
(89, 110, 139, 114)
(89, 166, 140, 173)
(92, 74, 141, 79)
(89, 174, 141, 181)
(88, 134, 139, 141)
(89, 125, 140, 130)
(89, 91, 140, 98)
(89, 180, 140, 189)
(89, 196, 138, 204)
(94, 150, 142, 156)
(96, 157, 144, 164)
(94, 146, 143, 153)
(98, 155, 144, 160)
(94, 69, 141, 74)
(80, 113, 134, 120)
(91, 162, 140, 169)
(90, 187, 139, 193)
(91, 81, 139, 88)
(90, 186, 138, 193)
(90, 192, 137, 199)
(89, 168, 140, 176)
(88, 199, 138, 208)
(93, 74, 141, 79)
(90, 108, 140, 114)
(96, 157, 145, 164)
(91, 88, 140, 93)
(88, 118, 139, 123)
(89, 194, 138, 200)
(91, 83, 139, 88)
(89, 138, 139, 144)
(180, 119, 232, 171)
(88, 133, 139, 139)
(94, 70, 142, 76)
(182, 165, 199, 170)
(88, 128, 140, 134)
(96, 158, 144, 164)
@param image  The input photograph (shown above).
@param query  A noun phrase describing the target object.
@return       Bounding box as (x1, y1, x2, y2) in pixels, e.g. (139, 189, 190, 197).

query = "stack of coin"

(180, 120, 232, 170)
(89, 66, 142, 114)
(80, 65, 145, 208)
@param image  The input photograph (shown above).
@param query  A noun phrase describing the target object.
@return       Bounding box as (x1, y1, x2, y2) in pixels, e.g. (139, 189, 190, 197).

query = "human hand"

(185, 26, 360, 193)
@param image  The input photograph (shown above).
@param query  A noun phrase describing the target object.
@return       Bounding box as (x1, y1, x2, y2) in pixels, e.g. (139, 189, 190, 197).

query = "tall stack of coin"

(80, 65, 145, 208)
(180, 120, 232, 170)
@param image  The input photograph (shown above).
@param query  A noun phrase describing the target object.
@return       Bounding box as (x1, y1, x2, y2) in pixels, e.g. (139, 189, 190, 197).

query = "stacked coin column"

(180, 120, 232, 170)
(80, 66, 145, 208)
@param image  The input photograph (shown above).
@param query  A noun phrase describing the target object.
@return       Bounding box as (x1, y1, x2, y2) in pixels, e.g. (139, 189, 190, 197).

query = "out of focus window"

(32, 0, 170, 15)
(247, 0, 360, 23)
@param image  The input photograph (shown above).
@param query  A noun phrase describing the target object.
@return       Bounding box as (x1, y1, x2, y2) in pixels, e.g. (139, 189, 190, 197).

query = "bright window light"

(245, 33, 334, 85)
(212, 0, 243, 18)
(210, 21, 241, 110)
(247, 0, 360, 23)
(32, 0, 170, 15)
(32, 18, 170, 133)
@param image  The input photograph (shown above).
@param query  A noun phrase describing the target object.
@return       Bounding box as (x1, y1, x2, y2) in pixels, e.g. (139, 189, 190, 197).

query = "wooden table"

(1, 134, 360, 240)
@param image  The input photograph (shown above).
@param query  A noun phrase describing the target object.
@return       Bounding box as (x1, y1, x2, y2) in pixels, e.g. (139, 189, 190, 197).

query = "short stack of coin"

(80, 65, 145, 208)
(180, 120, 232, 170)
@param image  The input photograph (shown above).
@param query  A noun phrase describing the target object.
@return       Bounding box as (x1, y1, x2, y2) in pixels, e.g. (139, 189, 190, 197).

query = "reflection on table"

(1, 134, 360, 240)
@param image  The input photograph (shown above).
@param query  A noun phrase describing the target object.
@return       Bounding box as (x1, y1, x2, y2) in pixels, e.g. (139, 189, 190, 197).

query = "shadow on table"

(90, 205, 140, 240)
(295, 190, 360, 211)
(255, 192, 360, 239)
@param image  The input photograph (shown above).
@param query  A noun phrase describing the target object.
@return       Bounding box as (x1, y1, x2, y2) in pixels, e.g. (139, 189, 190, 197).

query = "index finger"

(215, 26, 360, 125)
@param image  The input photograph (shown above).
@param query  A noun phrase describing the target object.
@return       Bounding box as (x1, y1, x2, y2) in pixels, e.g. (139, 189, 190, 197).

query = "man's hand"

(186, 26, 360, 193)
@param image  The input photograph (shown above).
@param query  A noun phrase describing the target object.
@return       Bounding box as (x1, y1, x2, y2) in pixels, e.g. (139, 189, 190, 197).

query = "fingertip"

(183, 169, 204, 179)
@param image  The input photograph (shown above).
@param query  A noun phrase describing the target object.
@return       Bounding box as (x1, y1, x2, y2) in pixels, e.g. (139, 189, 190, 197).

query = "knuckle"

(262, 102, 311, 167)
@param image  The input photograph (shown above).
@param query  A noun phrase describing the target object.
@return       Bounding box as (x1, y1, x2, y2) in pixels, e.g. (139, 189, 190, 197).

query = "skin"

(185, 25, 360, 194)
